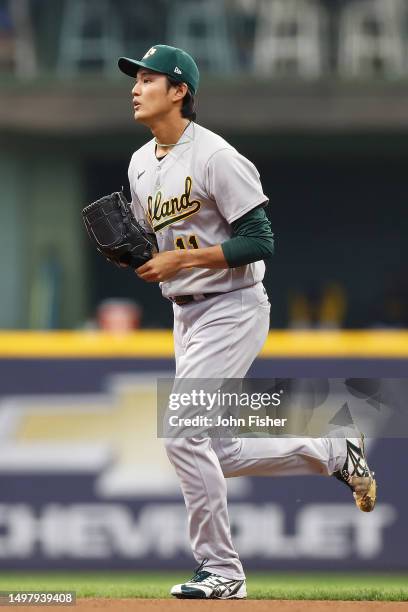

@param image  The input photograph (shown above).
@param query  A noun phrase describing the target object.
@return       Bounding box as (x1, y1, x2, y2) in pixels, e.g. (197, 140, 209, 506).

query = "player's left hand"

(136, 251, 183, 282)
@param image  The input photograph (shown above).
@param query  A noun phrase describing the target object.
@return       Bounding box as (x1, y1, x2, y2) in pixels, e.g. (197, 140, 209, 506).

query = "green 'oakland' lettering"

(147, 176, 201, 231)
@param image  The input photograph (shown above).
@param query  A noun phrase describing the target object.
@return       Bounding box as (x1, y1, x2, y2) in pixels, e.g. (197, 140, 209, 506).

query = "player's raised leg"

(214, 433, 376, 512)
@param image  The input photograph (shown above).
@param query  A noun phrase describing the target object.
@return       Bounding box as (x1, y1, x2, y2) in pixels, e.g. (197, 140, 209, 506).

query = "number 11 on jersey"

(175, 235, 200, 250)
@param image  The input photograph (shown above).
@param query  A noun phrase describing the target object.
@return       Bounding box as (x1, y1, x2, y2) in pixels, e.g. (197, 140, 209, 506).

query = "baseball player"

(118, 45, 376, 600)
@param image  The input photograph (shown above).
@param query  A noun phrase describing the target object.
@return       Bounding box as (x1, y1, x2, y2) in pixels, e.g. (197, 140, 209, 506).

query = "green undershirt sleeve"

(221, 205, 275, 268)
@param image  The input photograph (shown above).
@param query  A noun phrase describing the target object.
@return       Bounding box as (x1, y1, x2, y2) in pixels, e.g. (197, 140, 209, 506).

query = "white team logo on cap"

(174, 66, 182, 74)
(143, 47, 157, 59)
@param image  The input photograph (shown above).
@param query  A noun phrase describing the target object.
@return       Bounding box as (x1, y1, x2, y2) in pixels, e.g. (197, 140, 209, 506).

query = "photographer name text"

(168, 415, 287, 428)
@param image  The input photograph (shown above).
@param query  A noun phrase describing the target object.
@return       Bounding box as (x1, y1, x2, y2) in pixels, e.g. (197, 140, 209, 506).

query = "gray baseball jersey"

(128, 122, 268, 298)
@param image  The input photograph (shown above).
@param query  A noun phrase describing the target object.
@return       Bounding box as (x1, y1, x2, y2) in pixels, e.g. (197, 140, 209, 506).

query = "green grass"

(0, 572, 406, 601)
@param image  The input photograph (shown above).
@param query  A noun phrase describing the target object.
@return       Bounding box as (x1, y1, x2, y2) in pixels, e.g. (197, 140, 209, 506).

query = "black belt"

(170, 293, 224, 306)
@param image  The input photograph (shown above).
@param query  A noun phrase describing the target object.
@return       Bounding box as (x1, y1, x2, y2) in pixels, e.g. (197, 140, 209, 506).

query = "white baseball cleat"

(171, 562, 247, 599)
(334, 434, 377, 512)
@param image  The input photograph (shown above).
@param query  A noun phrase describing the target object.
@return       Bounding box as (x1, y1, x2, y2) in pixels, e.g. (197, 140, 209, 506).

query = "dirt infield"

(24, 599, 408, 612)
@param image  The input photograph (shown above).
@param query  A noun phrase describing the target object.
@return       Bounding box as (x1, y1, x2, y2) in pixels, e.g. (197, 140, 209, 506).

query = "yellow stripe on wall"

(261, 331, 408, 357)
(0, 330, 406, 358)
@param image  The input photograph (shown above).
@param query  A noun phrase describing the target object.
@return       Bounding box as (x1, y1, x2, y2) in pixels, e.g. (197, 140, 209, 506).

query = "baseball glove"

(82, 190, 157, 269)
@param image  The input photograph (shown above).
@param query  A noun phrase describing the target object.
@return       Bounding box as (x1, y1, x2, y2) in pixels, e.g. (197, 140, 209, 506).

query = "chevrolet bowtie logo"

(0, 374, 178, 498)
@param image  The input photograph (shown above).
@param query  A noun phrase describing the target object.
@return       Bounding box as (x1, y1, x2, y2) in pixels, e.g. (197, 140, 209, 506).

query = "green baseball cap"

(118, 44, 199, 95)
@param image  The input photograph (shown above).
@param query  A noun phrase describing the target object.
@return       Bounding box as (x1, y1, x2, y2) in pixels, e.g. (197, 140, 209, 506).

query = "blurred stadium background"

(0, 0, 407, 581)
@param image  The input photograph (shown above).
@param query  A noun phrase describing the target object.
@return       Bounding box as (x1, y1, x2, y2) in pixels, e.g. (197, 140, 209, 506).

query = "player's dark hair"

(166, 76, 197, 121)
